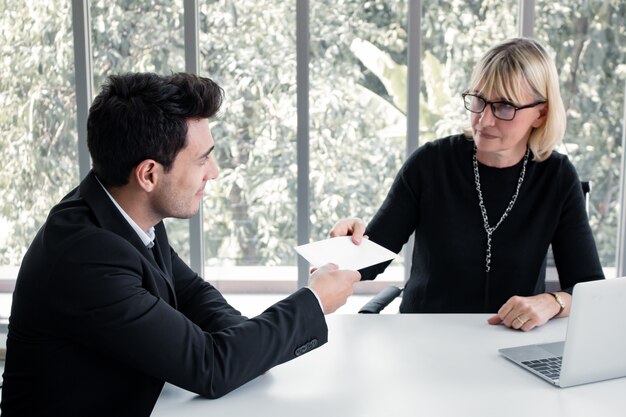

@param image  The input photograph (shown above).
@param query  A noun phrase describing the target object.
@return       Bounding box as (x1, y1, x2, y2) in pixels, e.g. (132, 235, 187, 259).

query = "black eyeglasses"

(462, 93, 547, 121)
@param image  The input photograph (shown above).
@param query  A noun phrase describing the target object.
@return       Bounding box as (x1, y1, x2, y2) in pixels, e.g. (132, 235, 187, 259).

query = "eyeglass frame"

(462, 92, 547, 121)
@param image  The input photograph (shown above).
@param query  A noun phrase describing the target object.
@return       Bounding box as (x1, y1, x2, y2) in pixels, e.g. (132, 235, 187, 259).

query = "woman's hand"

(487, 292, 571, 331)
(329, 217, 367, 244)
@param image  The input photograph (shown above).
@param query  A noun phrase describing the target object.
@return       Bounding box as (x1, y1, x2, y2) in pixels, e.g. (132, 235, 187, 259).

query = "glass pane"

(199, 2, 298, 289)
(91, 0, 185, 87)
(535, 0, 626, 270)
(422, 0, 518, 140)
(310, 0, 409, 284)
(91, 0, 187, 260)
(0, 1, 77, 277)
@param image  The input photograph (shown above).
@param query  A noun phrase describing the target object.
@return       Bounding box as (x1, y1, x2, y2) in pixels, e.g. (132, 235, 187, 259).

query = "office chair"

(358, 181, 591, 314)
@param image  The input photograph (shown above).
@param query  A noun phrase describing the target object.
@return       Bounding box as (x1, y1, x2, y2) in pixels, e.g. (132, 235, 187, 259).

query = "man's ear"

(134, 159, 160, 192)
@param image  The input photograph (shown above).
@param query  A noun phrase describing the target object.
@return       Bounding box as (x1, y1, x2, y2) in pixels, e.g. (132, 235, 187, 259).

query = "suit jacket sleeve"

(49, 230, 327, 399)
(169, 246, 250, 331)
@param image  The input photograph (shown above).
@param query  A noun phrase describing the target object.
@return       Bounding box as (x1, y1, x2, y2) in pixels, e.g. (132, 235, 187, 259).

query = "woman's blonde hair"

(466, 38, 566, 161)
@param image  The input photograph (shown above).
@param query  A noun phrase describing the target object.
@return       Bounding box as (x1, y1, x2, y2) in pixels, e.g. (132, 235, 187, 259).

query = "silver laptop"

(499, 277, 626, 388)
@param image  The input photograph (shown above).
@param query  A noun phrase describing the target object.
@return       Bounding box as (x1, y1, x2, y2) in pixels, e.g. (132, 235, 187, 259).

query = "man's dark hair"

(87, 72, 224, 186)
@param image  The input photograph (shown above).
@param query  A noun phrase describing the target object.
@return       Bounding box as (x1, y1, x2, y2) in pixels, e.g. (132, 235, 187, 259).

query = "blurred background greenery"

(1, 0, 624, 275)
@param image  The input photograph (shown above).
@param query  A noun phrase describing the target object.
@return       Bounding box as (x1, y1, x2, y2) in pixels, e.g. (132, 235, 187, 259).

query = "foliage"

(199, 0, 408, 265)
(1, 0, 624, 270)
(535, 0, 626, 265)
(0, 0, 77, 264)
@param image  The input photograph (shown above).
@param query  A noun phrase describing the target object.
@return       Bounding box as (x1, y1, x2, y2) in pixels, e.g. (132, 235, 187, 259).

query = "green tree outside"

(1, 0, 624, 272)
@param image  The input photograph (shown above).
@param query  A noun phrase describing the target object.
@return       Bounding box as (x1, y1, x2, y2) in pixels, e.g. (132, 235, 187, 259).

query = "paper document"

(295, 236, 396, 270)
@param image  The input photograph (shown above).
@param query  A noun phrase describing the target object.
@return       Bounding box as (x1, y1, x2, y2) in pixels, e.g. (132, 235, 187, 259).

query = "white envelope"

(295, 236, 396, 270)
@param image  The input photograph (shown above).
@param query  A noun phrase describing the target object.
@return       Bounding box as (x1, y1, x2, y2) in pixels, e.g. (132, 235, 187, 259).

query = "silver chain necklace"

(472, 146, 529, 272)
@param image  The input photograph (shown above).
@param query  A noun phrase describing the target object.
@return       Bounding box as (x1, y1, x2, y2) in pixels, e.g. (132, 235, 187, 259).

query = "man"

(0, 72, 360, 416)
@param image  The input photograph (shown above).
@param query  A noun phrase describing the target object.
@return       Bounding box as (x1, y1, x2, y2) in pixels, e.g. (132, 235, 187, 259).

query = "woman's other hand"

(487, 292, 571, 331)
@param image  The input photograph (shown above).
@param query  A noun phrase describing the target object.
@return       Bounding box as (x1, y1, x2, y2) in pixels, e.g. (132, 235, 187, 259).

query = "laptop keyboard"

(522, 357, 562, 381)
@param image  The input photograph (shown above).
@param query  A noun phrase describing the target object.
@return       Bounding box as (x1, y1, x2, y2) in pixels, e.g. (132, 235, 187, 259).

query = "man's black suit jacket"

(0, 172, 327, 417)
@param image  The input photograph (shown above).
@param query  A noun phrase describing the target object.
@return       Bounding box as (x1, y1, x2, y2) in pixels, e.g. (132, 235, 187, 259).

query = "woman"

(331, 38, 604, 331)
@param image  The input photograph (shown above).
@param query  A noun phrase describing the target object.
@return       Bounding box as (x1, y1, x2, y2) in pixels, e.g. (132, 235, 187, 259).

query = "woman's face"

(470, 87, 547, 161)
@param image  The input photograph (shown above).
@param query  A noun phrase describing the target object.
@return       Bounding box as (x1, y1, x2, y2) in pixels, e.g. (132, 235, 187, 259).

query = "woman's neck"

(476, 146, 528, 168)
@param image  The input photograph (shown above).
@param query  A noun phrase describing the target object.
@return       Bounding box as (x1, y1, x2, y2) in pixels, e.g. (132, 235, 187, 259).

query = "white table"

(153, 314, 626, 417)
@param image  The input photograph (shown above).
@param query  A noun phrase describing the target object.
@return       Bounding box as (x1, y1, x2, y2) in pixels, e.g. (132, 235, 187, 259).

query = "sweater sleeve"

(551, 158, 604, 293)
(360, 148, 424, 280)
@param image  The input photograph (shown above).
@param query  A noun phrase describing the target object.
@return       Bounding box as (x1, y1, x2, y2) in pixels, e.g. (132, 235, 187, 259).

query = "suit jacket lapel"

(152, 224, 173, 275)
(77, 171, 177, 305)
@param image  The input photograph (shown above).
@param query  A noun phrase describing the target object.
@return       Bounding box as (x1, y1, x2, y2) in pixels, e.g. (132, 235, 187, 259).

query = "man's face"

(152, 118, 218, 219)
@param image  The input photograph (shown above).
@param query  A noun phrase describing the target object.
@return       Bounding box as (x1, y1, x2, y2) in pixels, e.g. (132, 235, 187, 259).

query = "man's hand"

(329, 218, 367, 245)
(308, 263, 361, 314)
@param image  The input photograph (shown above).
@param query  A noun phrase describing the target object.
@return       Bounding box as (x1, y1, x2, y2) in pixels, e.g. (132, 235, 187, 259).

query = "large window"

(1, 0, 625, 296)
(197, 1, 299, 291)
(309, 0, 409, 283)
(198, 2, 298, 264)
(0, 0, 77, 279)
(197, 1, 411, 290)
(535, 0, 626, 270)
